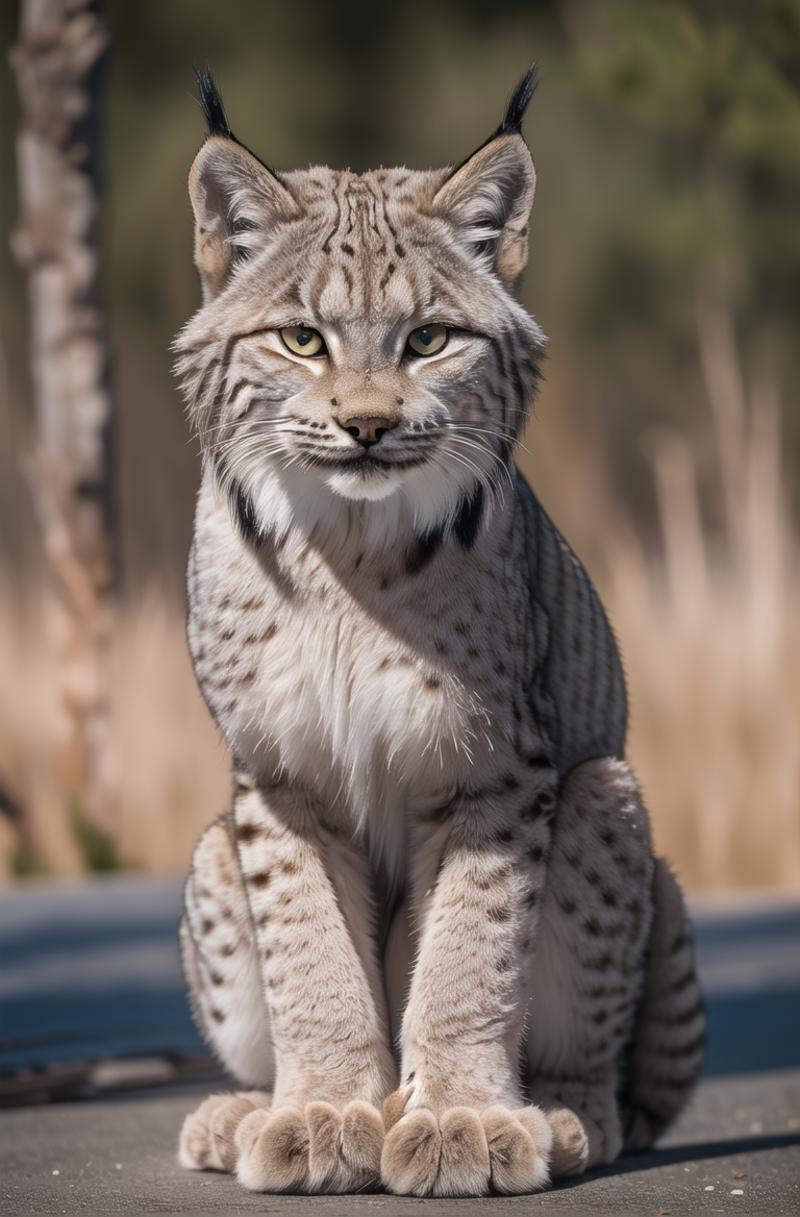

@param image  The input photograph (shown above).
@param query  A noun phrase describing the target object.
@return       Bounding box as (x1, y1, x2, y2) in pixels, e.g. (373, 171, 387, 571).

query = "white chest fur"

(188, 492, 497, 873)
(234, 586, 480, 802)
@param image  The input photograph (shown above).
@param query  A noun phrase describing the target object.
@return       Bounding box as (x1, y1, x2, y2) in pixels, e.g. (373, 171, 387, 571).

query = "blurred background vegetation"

(1, 0, 798, 889)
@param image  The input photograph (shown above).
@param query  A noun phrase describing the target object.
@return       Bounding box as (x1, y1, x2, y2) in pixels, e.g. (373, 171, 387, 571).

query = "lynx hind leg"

(526, 757, 656, 1175)
(181, 813, 274, 1085)
(620, 856, 705, 1152)
(179, 814, 274, 1173)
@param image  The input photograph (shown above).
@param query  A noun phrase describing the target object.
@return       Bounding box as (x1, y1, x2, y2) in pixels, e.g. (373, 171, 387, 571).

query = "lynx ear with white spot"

(188, 72, 298, 300)
(434, 69, 537, 290)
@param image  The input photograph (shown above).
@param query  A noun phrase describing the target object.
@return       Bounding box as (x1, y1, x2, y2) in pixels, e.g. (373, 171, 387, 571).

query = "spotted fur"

(176, 71, 704, 1197)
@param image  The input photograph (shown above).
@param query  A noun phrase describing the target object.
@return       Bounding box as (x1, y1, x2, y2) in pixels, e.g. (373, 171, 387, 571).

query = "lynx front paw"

(235, 1100, 384, 1193)
(380, 1093, 553, 1197)
(178, 1091, 269, 1172)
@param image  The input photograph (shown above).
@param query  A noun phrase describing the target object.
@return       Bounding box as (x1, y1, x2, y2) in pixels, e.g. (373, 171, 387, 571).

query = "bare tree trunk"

(10, 0, 118, 870)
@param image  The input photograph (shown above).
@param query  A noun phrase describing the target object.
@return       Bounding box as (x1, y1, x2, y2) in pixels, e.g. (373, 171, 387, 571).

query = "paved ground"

(3, 1072, 799, 1215)
(2, 879, 799, 1214)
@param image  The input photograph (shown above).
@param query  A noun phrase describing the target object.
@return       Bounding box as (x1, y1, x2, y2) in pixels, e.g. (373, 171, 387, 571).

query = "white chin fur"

(326, 467, 404, 502)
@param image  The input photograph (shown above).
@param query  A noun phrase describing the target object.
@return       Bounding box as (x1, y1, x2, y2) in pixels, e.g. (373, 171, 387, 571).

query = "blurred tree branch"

(10, 0, 118, 864)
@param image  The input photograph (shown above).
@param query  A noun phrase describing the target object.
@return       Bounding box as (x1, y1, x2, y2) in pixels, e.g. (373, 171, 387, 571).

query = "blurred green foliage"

(579, 0, 800, 320)
(11, 840, 49, 879)
(71, 799, 122, 872)
(0, 0, 798, 586)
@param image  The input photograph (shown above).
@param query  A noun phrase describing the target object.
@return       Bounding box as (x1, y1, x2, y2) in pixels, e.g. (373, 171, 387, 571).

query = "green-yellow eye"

(280, 326, 326, 357)
(406, 323, 448, 357)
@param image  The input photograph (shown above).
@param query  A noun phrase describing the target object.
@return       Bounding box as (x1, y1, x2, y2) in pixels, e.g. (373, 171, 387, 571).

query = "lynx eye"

(280, 326, 326, 357)
(406, 324, 448, 357)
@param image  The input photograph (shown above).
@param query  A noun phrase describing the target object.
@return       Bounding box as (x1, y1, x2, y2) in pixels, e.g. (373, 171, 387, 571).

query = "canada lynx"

(175, 70, 704, 1197)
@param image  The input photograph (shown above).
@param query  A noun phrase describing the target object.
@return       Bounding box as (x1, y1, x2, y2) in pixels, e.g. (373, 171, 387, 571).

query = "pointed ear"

(188, 72, 298, 300)
(433, 69, 537, 290)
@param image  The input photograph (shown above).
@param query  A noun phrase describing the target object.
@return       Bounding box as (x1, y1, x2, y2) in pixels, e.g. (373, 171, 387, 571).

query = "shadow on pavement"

(560, 1131, 800, 1187)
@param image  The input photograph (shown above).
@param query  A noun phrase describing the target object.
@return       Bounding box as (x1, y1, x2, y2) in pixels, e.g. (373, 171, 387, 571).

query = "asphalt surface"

(3, 1072, 799, 1215)
(2, 878, 799, 1215)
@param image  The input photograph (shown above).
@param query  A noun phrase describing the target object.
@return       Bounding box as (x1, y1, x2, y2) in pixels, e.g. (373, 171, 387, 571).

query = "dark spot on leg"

(236, 822, 260, 844)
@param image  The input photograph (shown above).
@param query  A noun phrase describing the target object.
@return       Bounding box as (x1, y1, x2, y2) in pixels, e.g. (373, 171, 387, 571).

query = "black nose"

(338, 415, 398, 448)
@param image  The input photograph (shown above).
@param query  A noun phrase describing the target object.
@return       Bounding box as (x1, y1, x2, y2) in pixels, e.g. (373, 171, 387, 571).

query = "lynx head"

(175, 70, 544, 547)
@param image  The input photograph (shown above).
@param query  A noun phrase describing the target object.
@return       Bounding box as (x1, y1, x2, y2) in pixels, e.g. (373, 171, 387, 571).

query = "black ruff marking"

(231, 479, 263, 545)
(406, 526, 444, 574)
(453, 483, 484, 549)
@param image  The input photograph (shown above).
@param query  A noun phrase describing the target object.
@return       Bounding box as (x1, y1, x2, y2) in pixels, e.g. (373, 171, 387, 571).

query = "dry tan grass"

(0, 588, 228, 876)
(604, 310, 800, 892)
(1, 310, 797, 890)
(107, 592, 230, 872)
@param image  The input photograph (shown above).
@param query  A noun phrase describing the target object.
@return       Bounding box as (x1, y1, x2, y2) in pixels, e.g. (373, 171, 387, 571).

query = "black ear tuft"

(195, 68, 233, 139)
(497, 66, 538, 137)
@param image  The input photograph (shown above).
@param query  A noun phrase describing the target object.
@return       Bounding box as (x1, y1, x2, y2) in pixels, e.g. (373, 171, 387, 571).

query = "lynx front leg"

(382, 773, 557, 1198)
(234, 776, 396, 1193)
(184, 776, 396, 1194)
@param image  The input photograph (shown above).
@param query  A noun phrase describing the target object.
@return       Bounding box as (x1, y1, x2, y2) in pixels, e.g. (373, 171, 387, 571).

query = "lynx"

(175, 69, 704, 1197)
